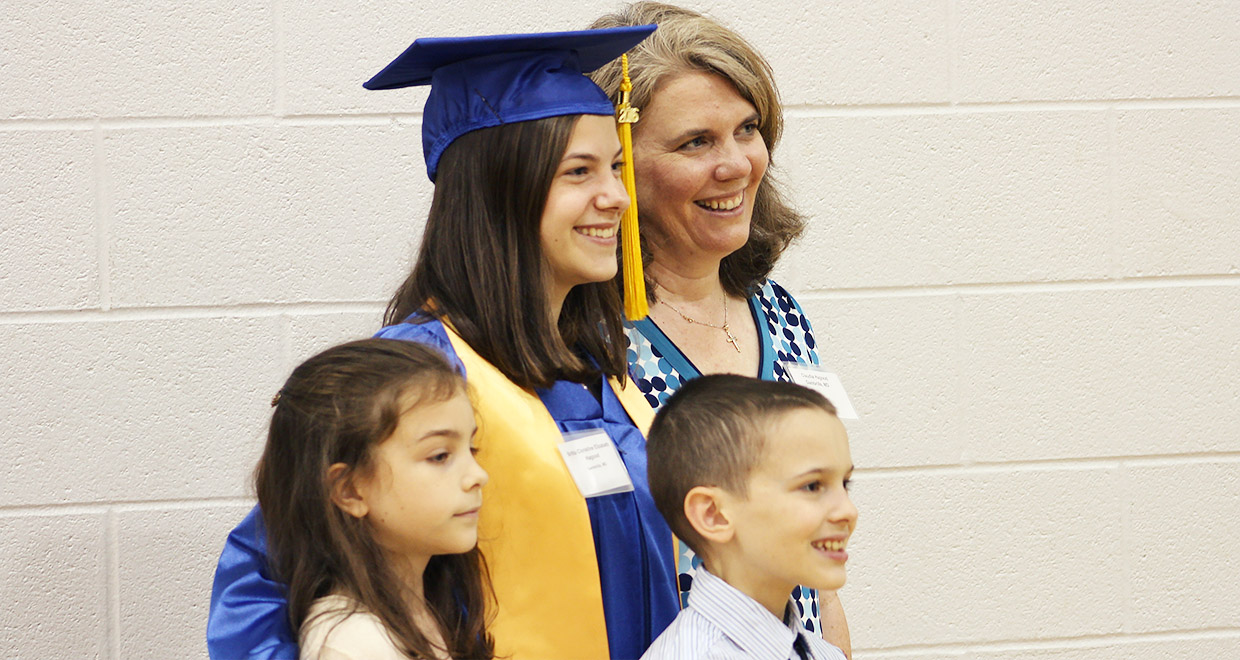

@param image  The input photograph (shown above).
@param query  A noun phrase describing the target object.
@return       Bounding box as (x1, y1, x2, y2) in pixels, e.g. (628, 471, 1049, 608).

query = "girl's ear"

(328, 463, 369, 519)
(684, 486, 734, 544)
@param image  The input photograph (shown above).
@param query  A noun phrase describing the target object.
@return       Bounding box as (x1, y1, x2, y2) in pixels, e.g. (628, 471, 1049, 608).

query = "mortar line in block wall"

(0, 116, 272, 132)
(853, 450, 1240, 477)
(2, 97, 1236, 132)
(8, 454, 1230, 516)
(278, 114, 422, 127)
(93, 120, 112, 311)
(3, 270, 1234, 320)
(855, 627, 1240, 657)
(782, 96, 1240, 117)
(1113, 98, 1240, 111)
(0, 114, 417, 132)
(0, 301, 386, 325)
(795, 273, 1240, 300)
(0, 497, 257, 516)
(106, 509, 121, 660)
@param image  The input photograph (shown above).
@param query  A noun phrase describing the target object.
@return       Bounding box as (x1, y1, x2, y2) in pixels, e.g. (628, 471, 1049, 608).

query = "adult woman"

(207, 26, 677, 660)
(589, 3, 852, 655)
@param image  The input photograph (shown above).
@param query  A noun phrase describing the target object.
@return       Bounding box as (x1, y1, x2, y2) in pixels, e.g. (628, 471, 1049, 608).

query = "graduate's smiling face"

(539, 114, 630, 304)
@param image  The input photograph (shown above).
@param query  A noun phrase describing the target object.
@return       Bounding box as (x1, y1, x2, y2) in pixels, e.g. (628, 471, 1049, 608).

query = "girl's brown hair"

(257, 338, 493, 659)
(384, 115, 628, 390)
(589, 1, 806, 298)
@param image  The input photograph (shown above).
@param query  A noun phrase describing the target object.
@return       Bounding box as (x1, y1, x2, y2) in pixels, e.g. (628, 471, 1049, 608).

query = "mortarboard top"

(364, 25, 657, 181)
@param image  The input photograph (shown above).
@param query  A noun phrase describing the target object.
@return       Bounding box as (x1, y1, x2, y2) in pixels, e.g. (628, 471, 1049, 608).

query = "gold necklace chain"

(658, 291, 741, 353)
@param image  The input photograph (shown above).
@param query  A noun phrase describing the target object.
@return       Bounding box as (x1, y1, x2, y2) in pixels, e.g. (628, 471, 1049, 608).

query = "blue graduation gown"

(538, 377, 679, 660)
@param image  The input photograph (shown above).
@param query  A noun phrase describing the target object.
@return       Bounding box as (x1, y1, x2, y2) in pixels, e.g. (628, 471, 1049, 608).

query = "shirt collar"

(688, 568, 805, 660)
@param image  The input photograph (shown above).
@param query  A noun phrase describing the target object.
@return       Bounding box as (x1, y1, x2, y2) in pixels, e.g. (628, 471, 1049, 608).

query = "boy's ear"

(684, 486, 734, 544)
(328, 463, 369, 519)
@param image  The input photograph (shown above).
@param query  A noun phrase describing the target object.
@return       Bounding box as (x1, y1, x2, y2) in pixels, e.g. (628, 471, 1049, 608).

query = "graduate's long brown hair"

(257, 339, 493, 659)
(384, 115, 628, 390)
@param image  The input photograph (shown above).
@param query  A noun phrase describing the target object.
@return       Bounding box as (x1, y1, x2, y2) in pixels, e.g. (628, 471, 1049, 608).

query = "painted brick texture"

(2, 1, 1237, 658)
(0, 131, 98, 311)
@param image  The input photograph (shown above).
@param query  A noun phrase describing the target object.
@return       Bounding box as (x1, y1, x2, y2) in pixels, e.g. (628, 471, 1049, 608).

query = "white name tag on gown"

(559, 429, 635, 498)
(782, 363, 859, 420)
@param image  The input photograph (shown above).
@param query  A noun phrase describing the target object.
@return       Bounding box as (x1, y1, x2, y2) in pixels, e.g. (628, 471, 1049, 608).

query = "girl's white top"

(299, 594, 411, 660)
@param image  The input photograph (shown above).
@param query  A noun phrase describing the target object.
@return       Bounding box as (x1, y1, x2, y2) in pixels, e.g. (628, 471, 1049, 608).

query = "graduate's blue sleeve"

(207, 506, 298, 660)
(372, 318, 465, 374)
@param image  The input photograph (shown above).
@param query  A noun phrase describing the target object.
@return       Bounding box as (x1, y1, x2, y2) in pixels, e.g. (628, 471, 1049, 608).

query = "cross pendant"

(722, 324, 741, 353)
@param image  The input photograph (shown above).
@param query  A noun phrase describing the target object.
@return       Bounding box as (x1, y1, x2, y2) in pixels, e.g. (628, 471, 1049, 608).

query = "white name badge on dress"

(782, 363, 859, 420)
(558, 429, 635, 498)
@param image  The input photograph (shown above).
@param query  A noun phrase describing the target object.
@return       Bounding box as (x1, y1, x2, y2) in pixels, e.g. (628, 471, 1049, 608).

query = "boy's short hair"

(647, 374, 837, 556)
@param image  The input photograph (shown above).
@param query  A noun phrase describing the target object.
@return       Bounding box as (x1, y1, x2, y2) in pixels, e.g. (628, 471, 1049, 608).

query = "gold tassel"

(616, 54, 648, 320)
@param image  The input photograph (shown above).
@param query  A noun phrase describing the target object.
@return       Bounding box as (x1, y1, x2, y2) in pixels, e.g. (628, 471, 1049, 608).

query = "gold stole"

(443, 326, 653, 659)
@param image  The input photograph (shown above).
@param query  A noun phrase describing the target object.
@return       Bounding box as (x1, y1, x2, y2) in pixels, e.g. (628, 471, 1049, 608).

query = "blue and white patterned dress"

(625, 279, 825, 633)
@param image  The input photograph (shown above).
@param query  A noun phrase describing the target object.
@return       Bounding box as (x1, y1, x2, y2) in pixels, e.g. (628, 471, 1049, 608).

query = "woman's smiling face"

(632, 71, 769, 265)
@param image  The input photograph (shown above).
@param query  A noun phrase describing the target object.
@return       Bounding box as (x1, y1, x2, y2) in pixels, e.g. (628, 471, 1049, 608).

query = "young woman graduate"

(207, 25, 679, 660)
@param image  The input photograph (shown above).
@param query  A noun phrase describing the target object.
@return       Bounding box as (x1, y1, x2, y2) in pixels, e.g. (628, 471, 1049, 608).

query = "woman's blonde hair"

(590, 2, 805, 298)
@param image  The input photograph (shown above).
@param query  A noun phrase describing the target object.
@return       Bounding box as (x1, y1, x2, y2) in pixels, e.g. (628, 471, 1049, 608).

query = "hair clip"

(271, 390, 283, 407)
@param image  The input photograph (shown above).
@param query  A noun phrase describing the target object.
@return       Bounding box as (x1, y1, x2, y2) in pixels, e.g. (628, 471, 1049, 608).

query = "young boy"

(642, 375, 856, 660)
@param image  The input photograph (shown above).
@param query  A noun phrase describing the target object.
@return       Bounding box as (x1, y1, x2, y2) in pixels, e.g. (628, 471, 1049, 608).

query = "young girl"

(258, 339, 491, 660)
(209, 25, 678, 660)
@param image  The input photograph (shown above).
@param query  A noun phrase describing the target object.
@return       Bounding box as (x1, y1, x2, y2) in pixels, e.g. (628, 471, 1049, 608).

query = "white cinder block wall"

(2, 1, 1237, 658)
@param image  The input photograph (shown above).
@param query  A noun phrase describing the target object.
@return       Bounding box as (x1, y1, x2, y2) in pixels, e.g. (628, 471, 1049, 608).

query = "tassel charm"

(616, 54, 649, 321)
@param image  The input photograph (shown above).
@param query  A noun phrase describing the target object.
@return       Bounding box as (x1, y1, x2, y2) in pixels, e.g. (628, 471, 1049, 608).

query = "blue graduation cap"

(364, 25, 657, 181)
